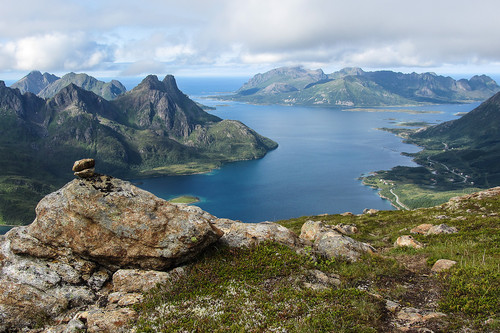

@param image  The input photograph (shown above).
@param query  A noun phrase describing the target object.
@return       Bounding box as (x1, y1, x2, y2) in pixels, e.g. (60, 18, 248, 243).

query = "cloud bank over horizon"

(1, 0, 500, 78)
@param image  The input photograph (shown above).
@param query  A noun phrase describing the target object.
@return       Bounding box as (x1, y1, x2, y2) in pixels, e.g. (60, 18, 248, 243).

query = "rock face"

(21, 174, 222, 270)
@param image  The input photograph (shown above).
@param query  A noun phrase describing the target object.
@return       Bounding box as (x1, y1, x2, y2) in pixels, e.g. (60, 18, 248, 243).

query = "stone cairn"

(73, 158, 96, 178)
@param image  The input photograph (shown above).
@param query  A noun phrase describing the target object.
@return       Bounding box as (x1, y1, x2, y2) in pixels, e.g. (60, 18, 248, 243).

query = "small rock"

(426, 224, 458, 235)
(386, 300, 401, 313)
(87, 269, 110, 291)
(333, 223, 358, 235)
(431, 259, 457, 272)
(74, 168, 95, 178)
(86, 308, 137, 333)
(299, 220, 327, 242)
(65, 318, 86, 332)
(340, 212, 354, 216)
(316, 231, 376, 262)
(422, 312, 447, 321)
(410, 224, 433, 235)
(72, 158, 95, 172)
(394, 235, 423, 249)
(363, 208, 379, 215)
(397, 307, 423, 323)
(308, 269, 341, 287)
(112, 268, 180, 293)
(108, 292, 144, 306)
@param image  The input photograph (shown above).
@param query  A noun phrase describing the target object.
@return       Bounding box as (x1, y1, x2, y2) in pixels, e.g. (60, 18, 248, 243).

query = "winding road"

(390, 189, 409, 210)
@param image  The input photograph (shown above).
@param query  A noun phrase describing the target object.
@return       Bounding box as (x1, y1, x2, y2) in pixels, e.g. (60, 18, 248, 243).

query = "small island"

(168, 195, 200, 204)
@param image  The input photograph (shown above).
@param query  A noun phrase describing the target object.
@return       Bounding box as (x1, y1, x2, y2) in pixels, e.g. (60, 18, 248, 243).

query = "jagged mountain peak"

(10, 70, 60, 95)
(133, 74, 182, 94)
(135, 74, 165, 91)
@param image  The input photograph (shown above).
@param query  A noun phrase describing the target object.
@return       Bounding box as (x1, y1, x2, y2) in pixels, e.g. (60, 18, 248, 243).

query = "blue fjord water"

(131, 77, 480, 223)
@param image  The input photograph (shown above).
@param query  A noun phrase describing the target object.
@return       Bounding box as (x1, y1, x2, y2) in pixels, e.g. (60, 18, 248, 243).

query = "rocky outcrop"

(299, 220, 375, 262)
(214, 219, 301, 248)
(0, 164, 227, 331)
(20, 174, 222, 270)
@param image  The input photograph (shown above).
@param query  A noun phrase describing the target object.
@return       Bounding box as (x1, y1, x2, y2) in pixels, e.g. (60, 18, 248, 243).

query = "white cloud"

(1, 32, 112, 72)
(1, 0, 500, 77)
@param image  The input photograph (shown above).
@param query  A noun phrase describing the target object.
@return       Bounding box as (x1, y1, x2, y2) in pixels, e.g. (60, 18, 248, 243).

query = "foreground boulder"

(0, 172, 226, 331)
(16, 174, 222, 270)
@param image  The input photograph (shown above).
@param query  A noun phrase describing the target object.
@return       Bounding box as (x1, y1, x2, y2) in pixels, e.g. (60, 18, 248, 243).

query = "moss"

(134, 243, 386, 332)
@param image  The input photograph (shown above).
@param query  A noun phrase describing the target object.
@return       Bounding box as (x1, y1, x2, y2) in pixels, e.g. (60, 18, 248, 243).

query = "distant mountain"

(10, 70, 59, 95)
(220, 66, 500, 106)
(37, 72, 127, 100)
(0, 75, 277, 224)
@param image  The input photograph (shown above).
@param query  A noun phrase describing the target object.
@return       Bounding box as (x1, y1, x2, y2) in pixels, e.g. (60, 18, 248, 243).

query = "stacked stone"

(73, 158, 95, 178)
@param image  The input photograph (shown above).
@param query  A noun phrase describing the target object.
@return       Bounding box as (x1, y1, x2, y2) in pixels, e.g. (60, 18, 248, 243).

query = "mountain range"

(219, 66, 500, 106)
(11, 70, 127, 100)
(0, 75, 277, 224)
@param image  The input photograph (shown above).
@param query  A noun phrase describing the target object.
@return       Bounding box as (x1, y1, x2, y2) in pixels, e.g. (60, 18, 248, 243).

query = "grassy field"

(132, 189, 499, 332)
(362, 175, 482, 210)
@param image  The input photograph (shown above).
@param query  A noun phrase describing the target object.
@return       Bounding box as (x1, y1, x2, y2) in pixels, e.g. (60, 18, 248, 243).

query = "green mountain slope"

(363, 92, 500, 208)
(220, 66, 500, 107)
(0, 76, 277, 225)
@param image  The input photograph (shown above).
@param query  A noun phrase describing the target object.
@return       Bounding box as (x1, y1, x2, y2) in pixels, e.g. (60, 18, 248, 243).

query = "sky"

(1, 0, 500, 80)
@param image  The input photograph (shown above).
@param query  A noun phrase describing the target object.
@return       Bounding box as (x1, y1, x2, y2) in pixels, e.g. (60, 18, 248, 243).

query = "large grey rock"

(213, 219, 301, 248)
(426, 224, 458, 235)
(299, 220, 375, 262)
(20, 175, 222, 270)
(315, 231, 376, 262)
(0, 173, 225, 331)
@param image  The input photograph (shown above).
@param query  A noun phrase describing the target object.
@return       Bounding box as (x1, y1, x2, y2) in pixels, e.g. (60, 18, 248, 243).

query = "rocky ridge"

(1, 161, 498, 331)
(11, 71, 127, 100)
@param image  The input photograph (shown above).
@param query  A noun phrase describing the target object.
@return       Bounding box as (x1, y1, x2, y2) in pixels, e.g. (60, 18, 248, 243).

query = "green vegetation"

(168, 195, 200, 204)
(133, 190, 500, 332)
(362, 172, 482, 209)
(134, 243, 386, 332)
